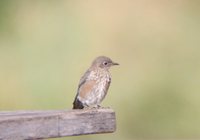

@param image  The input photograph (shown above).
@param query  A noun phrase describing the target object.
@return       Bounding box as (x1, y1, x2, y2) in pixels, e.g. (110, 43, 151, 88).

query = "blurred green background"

(0, 0, 200, 139)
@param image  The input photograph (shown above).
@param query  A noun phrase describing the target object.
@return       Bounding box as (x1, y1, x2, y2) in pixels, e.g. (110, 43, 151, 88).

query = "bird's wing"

(78, 70, 91, 89)
(78, 80, 96, 99)
(74, 70, 94, 100)
(73, 69, 96, 109)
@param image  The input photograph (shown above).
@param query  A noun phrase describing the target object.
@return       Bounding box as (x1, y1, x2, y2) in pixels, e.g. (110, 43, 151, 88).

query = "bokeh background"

(0, 0, 200, 139)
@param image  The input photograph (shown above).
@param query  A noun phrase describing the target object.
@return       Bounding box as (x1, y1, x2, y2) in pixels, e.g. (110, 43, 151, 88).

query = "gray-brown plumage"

(73, 56, 119, 109)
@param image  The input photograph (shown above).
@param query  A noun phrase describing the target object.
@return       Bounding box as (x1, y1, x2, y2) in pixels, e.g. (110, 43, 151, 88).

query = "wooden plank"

(0, 109, 116, 140)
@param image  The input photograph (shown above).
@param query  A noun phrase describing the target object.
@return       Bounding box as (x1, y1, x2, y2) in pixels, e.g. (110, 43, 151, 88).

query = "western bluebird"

(73, 56, 119, 109)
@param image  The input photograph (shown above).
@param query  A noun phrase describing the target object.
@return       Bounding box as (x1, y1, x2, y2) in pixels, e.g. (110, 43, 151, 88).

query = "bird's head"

(91, 56, 119, 70)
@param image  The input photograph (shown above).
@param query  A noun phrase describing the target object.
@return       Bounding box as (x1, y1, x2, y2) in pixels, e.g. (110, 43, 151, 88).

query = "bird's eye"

(103, 62, 108, 65)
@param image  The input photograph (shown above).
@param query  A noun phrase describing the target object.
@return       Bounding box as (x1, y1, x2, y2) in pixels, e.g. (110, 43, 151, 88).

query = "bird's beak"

(112, 62, 119, 65)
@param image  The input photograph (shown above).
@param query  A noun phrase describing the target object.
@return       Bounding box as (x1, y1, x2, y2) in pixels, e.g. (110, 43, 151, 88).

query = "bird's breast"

(94, 71, 111, 102)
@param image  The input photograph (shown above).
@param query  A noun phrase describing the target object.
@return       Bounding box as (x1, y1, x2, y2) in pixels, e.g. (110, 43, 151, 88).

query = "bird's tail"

(73, 98, 84, 109)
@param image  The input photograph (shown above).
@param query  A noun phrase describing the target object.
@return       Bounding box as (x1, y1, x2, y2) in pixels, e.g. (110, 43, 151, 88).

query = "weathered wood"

(0, 109, 116, 140)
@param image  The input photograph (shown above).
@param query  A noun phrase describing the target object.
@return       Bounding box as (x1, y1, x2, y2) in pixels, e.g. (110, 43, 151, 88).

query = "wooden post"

(0, 108, 116, 140)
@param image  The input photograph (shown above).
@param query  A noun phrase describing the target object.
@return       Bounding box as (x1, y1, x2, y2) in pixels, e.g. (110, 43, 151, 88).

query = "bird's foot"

(83, 106, 94, 110)
(83, 105, 110, 110)
(100, 106, 110, 109)
(96, 105, 110, 109)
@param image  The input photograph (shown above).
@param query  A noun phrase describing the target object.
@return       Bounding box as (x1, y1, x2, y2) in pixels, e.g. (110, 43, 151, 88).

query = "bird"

(73, 56, 119, 109)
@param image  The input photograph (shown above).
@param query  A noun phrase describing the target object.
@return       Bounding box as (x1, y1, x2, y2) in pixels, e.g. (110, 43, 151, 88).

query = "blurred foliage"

(0, 0, 200, 139)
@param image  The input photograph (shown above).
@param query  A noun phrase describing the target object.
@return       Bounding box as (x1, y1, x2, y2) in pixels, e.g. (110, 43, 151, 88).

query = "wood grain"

(0, 109, 116, 140)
